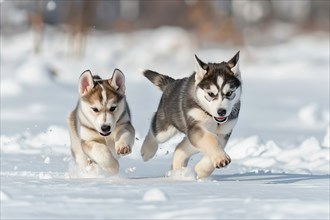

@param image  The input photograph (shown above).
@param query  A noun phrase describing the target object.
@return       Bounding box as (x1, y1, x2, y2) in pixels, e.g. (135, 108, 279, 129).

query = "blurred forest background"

(1, 0, 329, 56)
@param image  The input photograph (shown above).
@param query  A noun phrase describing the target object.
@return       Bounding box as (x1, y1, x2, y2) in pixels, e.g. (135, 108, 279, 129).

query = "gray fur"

(143, 70, 175, 92)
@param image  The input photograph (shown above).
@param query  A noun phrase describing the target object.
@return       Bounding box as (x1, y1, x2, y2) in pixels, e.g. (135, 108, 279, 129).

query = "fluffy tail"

(143, 70, 175, 92)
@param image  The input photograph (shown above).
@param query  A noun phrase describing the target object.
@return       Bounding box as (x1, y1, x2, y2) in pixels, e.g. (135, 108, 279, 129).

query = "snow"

(1, 26, 329, 219)
(323, 126, 330, 148)
(143, 188, 168, 202)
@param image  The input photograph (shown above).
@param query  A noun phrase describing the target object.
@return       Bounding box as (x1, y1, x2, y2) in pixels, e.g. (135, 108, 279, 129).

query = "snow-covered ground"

(1, 26, 329, 219)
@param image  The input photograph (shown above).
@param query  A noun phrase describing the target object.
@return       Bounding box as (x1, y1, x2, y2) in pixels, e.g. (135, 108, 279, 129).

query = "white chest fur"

(187, 107, 237, 136)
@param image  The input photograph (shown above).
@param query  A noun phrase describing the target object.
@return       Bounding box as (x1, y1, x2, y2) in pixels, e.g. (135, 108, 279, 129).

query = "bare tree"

(29, 0, 44, 54)
(65, 0, 98, 57)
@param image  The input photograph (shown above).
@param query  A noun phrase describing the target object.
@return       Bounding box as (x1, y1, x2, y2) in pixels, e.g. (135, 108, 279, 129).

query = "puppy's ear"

(79, 70, 94, 96)
(109, 68, 126, 94)
(227, 51, 240, 79)
(194, 54, 208, 84)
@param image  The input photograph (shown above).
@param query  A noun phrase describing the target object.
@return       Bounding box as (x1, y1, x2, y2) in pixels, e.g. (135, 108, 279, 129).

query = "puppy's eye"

(208, 92, 216, 98)
(226, 91, 233, 97)
(109, 106, 117, 112)
(91, 107, 99, 112)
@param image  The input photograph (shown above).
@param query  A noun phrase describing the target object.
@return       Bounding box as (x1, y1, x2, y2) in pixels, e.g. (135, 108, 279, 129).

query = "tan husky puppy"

(68, 69, 135, 175)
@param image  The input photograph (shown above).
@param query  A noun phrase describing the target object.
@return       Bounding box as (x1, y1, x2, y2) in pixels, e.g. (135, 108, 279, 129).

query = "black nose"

(217, 109, 227, 116)
(101, 125, 111, 133)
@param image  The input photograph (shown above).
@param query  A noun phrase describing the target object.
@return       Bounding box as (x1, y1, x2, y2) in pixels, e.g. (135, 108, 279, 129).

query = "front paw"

(116, 144, 131, 156)
(213, 153, 231, 168)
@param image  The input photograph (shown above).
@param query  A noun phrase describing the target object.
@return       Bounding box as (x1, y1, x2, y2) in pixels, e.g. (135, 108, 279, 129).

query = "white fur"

(100, 84, 107, 106)
(196, 76, 241, 118)
(156, 125, 177, 143)
(217, 77, 224, 91)
(217, 119, 238, 135)
(231, 59, 241, 79)
(172, 137, 198, 170)
(194, 155, 214, 179)
(187, 108, 218, 133)
(221, 83, 230, 94)
(141, 129, 159, 161)
(187, 108, 208, 121)
(194, 57, 207, 84)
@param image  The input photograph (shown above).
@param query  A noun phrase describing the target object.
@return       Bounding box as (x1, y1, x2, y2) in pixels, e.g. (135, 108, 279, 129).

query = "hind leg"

(141, 113, 177, 161)
(172, 137, 198, 170)
(194, 155, 216, 179)
(141, 129, 158, 161)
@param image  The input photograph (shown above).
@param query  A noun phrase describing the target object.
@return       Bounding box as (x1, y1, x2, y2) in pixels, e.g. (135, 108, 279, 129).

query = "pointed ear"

(227, 51, 240, 78)
(79, 70, 94, 96)
(109, 68, 125, 94)
(194, 55, 208, 84)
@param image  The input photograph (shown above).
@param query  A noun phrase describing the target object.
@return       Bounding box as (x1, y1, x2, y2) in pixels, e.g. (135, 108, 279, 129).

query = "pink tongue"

(215, 116, 225, 120)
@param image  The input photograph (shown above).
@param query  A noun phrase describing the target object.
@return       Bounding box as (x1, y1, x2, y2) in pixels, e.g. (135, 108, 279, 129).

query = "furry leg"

(82, 141, 119, 175)
(72, 147, 89, 171)
(172, 137, 198, 170)
(141, 113, 177, 161)
(195, 155, 215, 179)
(141, 129, 159, 161)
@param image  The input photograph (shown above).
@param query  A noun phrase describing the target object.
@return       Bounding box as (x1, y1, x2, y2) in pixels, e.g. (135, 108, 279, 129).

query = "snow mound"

(227, 132, 330, 174)
(298, 103, 329, 128)
(143, 188, 168, 202)
(1, 125, 329, 175)
(24, 125, 70, 149)
(16, 57, 53, 86)
(0, 126, 70, 155)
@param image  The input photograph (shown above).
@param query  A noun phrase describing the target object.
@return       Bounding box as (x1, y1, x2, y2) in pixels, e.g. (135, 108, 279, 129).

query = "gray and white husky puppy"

(141, 52, 241, 178)
(68, 69, 135, 175)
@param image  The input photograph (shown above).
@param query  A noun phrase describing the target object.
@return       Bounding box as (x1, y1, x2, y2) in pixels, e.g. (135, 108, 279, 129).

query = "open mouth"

(99, 132, 111, 137)
(213, 116, 228, 124)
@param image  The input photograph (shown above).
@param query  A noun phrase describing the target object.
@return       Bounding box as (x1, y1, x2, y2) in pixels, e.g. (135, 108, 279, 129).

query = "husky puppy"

(68, 69, 135, 175)
(141, 52, 241, 178)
